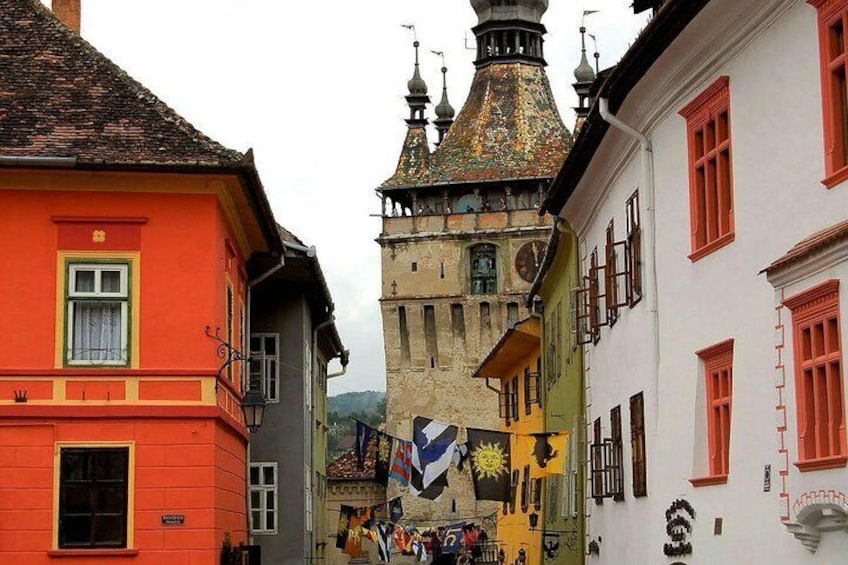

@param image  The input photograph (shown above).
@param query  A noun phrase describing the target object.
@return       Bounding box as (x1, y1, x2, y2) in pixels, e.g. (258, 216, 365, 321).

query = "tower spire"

(405, 37, 430, 126)
(432, 51, 455, 145)
(573, 15, 597, 128)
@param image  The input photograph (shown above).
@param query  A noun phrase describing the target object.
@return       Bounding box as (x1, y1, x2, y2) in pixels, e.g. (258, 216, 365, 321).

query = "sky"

(50, 0, 649, 395)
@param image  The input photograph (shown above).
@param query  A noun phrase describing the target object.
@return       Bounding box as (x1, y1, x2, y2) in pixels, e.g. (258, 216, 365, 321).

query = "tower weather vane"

(401, 23, 417, 42)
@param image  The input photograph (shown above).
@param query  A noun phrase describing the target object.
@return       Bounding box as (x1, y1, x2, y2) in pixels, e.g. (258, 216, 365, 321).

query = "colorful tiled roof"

(327, 439, 376, 481)
(382, 63, 572, 189)
(383, 127, 432, 187)
(0, 0, 242, 167)
(763, 219, 848, 275)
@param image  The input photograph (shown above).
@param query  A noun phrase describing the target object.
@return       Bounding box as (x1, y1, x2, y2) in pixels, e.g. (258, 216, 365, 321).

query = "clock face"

(515, 240, 548, 283)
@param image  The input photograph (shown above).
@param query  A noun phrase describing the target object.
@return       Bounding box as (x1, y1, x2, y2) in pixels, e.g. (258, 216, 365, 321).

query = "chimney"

(52, 0, 81, 33)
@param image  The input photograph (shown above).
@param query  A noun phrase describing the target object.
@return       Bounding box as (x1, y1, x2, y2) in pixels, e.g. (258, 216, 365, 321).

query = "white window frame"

(249, 462, 278, 535)
(305, 340, 313, 411)
(67, 263, 129, 366)
(250, 334, 280, 403)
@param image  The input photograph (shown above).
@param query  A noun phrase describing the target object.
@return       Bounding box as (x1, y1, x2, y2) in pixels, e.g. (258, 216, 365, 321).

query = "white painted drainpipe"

(598, 98, 660, 434)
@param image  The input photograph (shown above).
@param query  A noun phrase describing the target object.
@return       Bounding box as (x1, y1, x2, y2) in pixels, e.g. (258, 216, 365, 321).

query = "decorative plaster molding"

(785, 492, 848, 552)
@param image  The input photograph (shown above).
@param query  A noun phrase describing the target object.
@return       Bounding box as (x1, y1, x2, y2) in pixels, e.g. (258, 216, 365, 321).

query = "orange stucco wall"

(0, 170, 254, 561)
(0, 419, 247, 564)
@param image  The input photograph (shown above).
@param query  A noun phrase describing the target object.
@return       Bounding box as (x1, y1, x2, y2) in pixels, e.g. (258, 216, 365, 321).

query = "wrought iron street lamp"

(241, 378, 267, 433)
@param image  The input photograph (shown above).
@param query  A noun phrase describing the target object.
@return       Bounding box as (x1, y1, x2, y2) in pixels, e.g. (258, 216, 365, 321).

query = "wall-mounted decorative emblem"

(763, 464, 771, 492)
(664, 498, 695, 557)
(92, 229, 106, 243)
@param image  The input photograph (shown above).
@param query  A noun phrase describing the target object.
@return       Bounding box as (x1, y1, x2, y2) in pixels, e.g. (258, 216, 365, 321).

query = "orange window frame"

(696, 339, 734, 481)
(809, 0, 848, 187)
(784, 279, 847, 471)
(679, 77, 735, 261)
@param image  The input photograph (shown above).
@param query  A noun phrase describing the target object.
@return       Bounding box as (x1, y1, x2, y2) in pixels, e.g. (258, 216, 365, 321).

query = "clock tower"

(376, 0, 572, 524)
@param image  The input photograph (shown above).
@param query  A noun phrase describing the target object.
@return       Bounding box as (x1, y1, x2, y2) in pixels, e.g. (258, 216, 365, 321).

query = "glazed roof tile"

(763, 219, 848, 276)
(0, 0, 242, 167)
(382, 63, 571, 190)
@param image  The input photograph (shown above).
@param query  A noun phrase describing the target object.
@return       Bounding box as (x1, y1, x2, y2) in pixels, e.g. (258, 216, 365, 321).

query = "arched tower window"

(470, 244, 498, 294)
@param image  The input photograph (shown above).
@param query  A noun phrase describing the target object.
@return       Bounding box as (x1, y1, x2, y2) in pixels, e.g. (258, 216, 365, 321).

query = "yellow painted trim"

(0, 376, 215, 406)
(55, 252, 141, 370)
(53, 441, 136, 550)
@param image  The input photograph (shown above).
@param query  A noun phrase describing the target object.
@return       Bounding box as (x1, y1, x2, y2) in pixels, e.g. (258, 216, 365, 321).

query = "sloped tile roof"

(383, 127, 432, 188)
(0, 0, 242, 167)
(381, 63, 572, 189)
(327, 438, 376, 481)
(763, 219, 848, 275)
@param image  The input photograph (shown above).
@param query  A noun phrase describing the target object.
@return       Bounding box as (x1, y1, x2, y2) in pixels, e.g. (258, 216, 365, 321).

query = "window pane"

(830, 18, 845, 59)
(61, 451, 90, 481)
(75, 270, 95, 293)
(62, 515, 92, 546)
(72, 302, 123, 361)
(101, 270, 122, 293)
(266, 511, 275, 531)
(94, 451, 127, 481)
(96, 488, 125, 513)
(63, 486, 91, 514)
(250, 337, 261, 352)
(249, 467, 260, 487)
(250, 491, 261, 509)
(265, 337, 277, 356)
(266, 491, 275, 510)
(93, 515, 124, 545)
(263, 466, 275, 486)
(252, 511, 261, 530)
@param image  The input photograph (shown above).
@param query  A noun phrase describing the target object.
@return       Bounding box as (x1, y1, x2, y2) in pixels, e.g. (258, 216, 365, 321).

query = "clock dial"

(515, 240, 547, 283)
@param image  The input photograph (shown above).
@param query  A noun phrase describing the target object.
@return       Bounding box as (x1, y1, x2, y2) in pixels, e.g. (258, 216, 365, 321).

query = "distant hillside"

(327, 391, 385, 460)
(328, 390, 385, 416)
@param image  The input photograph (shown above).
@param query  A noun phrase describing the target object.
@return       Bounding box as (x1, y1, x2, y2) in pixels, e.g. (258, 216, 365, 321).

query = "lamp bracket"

(205, 326, 248, 388)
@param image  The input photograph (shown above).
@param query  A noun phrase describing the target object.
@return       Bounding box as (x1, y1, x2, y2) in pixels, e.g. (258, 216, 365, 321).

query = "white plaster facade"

(554, 1, 848, 562)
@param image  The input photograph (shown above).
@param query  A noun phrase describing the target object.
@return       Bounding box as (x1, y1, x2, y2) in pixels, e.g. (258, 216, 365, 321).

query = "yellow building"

(473, 317, 544, 564)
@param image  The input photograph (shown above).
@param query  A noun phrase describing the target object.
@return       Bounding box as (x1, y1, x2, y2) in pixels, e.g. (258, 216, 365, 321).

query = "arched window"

(470, 244, 497, 294)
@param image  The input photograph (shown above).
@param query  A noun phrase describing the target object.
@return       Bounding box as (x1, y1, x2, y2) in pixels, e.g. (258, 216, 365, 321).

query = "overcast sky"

(51, 0, 649, 395)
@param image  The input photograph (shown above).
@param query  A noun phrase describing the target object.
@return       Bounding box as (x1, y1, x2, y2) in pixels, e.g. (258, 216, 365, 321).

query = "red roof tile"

(0, 0, 242, 167)
(763, 220, 848, 276)
(327, 438, 377, 481)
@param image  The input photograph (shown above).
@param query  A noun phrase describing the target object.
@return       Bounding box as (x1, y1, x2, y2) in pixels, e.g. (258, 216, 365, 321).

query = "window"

(588, 248, 607, 343)
(520, 464, 530, 512)
(59, 447, 128, 549)
(524, 361, 541, 415)
(305, 465, 313, 532)
(810, 0, 848, 186)
(509, 469, 519, 514)
(625, 190, 643, 306)
(250, 334, 280, 402)
(610, 406, 624, 501)
(499, 379, 512, 425)
(605, 220, 628, 326)
(305, 340, 313, 411)
(695, 339, 733, 482)
(470, 244, 497, 294)
(680, 76, 734, 260)
(249, 462, 277, 534)
(530, 477, 543, 511)
(784, 280, 846, 470)
(630, 392, 647, 496)
(511, 375, 519, 422)
(591, 418, 604, 503)
(66, 263, 129, 365)
(226, 285, 234, 381)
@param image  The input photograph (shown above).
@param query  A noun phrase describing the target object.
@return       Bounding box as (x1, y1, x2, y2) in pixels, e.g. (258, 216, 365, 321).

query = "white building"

(540, 0, 848, 562)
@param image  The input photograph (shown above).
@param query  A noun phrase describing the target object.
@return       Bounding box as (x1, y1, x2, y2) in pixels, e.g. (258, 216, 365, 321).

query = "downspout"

(310, 313, 334, 554)
(598, 97, 660, 434)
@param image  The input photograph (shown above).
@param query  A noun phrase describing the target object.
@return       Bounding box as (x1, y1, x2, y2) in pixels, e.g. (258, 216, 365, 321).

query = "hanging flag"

(540, 432, 568, 475)
(343, 507, 365, 558)
(388, 497, 404, 522)
(441, 522, 466, 554)
(336, 505, 353, 549)
(355, 421, 372, 470)
(389, 439, 412, 485)
(467, 428, 511, 502)
(412, 538, 428, 561)
(374, 431, 393, 486)
(377, 522, 392, 563)
(453, 443, 470, 471)
(410, 416, 458, 500)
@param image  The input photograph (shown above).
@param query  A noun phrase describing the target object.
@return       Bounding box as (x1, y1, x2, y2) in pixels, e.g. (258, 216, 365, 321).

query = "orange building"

(0, 1, 282, 563)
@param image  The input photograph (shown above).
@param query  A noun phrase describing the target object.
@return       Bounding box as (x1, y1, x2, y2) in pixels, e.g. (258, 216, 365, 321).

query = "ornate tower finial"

(573, 12, 598, 126)
(432, 51, 455, 145)
(401, 26, 430, 127)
